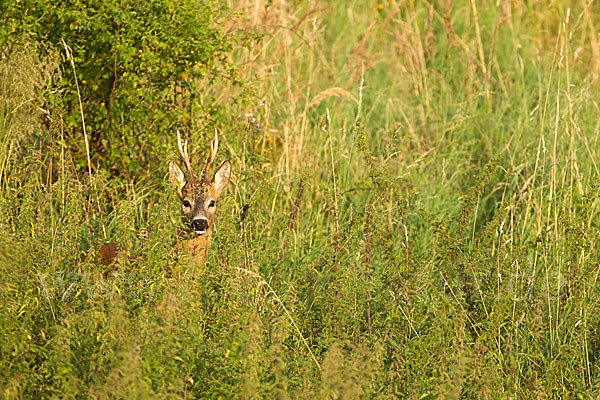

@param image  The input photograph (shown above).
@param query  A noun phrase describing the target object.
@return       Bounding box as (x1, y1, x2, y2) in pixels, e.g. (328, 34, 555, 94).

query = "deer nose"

(191, 218, 209, 233)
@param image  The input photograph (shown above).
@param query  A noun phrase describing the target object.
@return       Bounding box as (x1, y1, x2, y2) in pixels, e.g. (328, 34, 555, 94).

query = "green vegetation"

(2, 0, 600, 398)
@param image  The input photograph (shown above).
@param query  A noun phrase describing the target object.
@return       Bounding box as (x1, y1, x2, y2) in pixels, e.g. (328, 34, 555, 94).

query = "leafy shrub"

(0, 0, 254, 182)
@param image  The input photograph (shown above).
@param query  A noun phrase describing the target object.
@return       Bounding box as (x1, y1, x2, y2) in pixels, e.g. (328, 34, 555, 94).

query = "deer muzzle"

(191, 218, 209, 234)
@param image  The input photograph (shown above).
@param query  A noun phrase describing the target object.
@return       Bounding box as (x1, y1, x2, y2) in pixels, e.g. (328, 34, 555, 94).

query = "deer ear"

(169, 161, 186, 197)
(212, 160, 231, 196)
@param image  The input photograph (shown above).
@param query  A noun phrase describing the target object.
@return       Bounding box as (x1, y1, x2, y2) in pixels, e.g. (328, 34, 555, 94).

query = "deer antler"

(201, 129, 219, 183)
(177, 130, 197, 181)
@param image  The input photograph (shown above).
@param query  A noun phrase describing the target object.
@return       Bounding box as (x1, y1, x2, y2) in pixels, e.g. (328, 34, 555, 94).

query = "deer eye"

(208, 200, 216, 208)
(182, 200, 191, 208)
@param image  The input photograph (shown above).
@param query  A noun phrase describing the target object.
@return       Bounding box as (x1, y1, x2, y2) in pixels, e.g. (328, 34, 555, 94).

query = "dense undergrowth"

(2, 0, 600, 398)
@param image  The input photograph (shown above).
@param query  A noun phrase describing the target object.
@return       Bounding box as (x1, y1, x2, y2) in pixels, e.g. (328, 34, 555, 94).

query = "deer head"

(169, 130, 231, 236)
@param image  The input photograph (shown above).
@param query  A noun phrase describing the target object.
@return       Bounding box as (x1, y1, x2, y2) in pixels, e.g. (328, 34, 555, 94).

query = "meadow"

(2, 0, 600, 398)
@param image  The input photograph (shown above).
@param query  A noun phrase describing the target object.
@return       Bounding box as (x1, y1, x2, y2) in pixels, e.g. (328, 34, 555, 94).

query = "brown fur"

(176, 228, 211, 266)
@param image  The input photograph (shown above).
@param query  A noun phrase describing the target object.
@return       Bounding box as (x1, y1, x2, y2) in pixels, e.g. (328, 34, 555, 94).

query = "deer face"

(169, 131, 231, 236)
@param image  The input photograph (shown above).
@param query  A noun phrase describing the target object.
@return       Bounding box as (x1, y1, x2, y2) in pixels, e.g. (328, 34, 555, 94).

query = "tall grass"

(2, 0, 600, 398)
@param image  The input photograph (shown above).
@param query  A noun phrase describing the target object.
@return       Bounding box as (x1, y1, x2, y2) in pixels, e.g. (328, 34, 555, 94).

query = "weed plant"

(2, 0, 600, 398)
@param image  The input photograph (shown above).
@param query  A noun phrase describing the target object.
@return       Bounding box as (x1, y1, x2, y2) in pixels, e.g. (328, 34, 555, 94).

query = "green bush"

(1, 0, 253, 182)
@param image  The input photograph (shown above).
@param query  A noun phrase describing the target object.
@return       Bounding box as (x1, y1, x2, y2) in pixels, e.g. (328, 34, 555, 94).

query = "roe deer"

(169, 130, 231, 266)
(90, 131, 230, 270)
